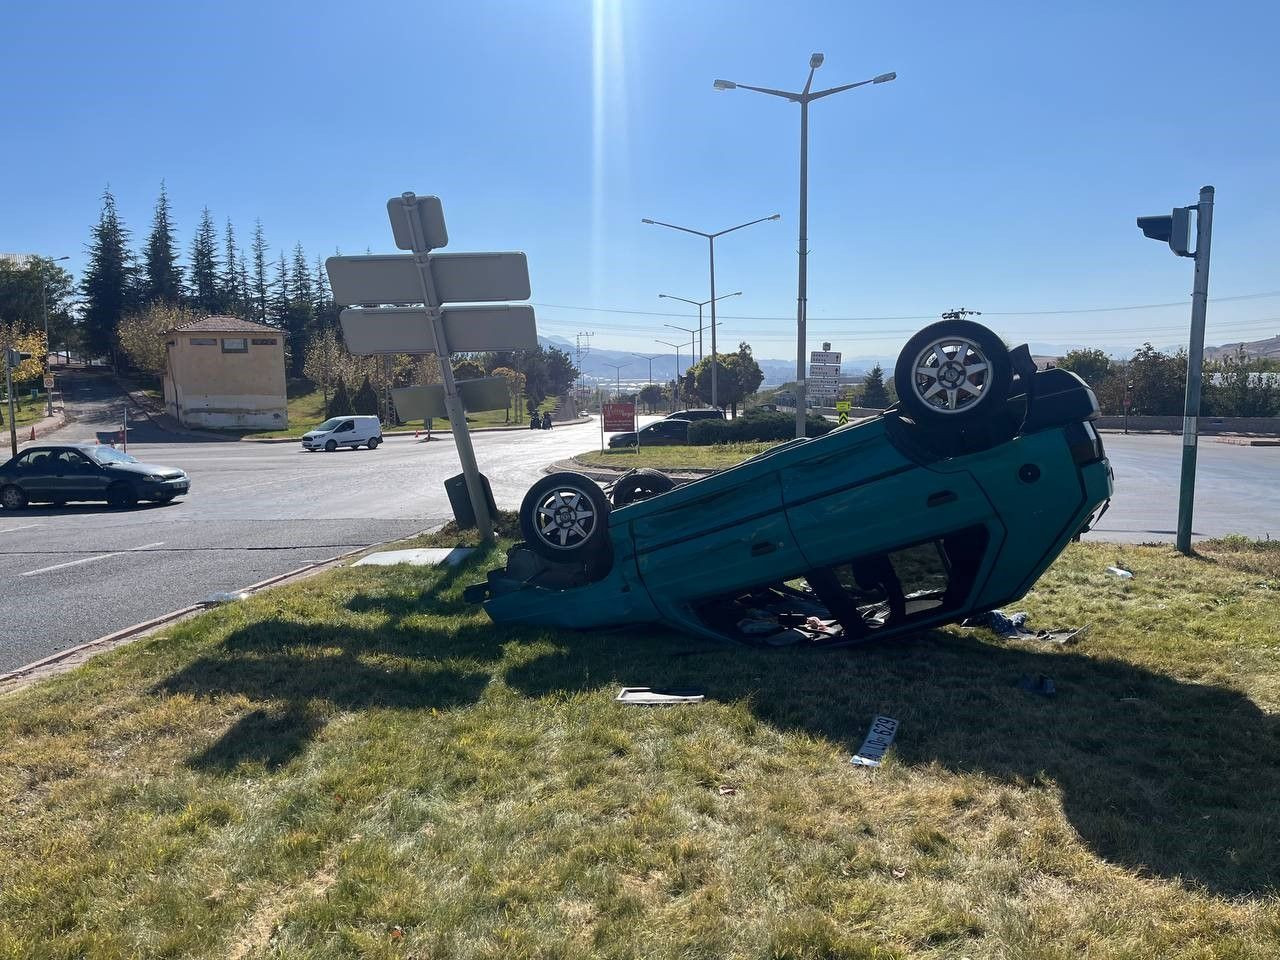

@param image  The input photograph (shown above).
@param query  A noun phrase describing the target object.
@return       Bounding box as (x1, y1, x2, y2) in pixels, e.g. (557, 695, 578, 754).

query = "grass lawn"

(1, 389, 54, 430)
(575, 442, 779, 471)
(235, 383, 558, 440)
(2, 532, 1280, 957)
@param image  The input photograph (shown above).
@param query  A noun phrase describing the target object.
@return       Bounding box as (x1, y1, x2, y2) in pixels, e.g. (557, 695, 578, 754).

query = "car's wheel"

(155, 493, 176, 504)
(612, 468, 676, 508)
(895, 319, 1011, 424)
(367, 437, 381, 449)
(106, 482, 137, 509)
(520, 472, 611, 561)
(0, 485, 27, 511)
(324, 439, 338, 452)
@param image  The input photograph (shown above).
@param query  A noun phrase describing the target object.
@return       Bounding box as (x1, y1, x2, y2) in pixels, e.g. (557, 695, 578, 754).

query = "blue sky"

(3, 0, 1277, 361)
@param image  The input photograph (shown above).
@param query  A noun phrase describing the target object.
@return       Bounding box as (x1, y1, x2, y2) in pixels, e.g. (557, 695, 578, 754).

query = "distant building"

(163, 316, 287, 429)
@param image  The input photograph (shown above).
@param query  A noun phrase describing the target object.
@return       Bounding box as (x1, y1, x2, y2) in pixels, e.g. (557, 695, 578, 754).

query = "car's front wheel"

(612, 468, 675, 507)
(325, 440, 338, 452)
(520, 472, 611, 561)
(895, 318, 1011, 424)
(0, 485, 27, 511)
(106, 483, 137, 509)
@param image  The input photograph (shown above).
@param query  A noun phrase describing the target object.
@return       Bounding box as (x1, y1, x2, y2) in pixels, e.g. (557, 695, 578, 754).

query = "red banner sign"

(602, 402, 636, 432)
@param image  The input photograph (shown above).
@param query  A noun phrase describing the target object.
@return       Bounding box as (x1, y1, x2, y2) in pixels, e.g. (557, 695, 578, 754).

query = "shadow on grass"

(504, 626, 1280, 898)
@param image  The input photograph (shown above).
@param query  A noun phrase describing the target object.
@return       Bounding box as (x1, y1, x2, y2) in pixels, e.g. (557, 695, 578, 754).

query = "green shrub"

(687, 410, 835, 445)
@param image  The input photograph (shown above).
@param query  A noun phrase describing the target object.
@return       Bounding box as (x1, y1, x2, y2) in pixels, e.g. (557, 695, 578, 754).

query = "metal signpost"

(601, 402, 636, 453)
(835, 399, 851, 425)
(326, 193, 539, 543)
(4, 348, 19, 457)
(1136, 185, 1215, 555)
(808, 346, 841, 407)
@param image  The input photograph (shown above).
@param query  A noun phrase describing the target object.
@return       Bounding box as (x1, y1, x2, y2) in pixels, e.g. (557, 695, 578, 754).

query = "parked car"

(0, 444, 190, 509)
(466, 319, 1113, 648)
(608, 418, 690, 448)
(302, 415, 383, 451)
(666, 408, 724, 421)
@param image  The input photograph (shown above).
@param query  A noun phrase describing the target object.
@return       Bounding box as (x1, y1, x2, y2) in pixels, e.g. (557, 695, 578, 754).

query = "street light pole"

(603, 361, 630, 398)
(656, 339, 683, 412)
(659, 291, 741, 364)
(643, 214, 779, 409)
(715, 56, 896, 437)
(40, 255, 69, 417)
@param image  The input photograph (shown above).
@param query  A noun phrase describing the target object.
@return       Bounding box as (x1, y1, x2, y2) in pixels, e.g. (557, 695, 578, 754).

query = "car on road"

(302, 415, 383, 452)
(0, 444, 190, 510)
(666, 408, 724, 421)
(607, 418, 691, 449)
(469, 318, 1113, 648)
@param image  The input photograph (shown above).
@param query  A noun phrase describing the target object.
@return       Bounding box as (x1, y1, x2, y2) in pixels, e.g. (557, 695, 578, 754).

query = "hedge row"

(687, 411, 836, 446)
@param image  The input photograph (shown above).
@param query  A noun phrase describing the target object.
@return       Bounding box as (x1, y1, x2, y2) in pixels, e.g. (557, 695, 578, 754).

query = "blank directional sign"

(393, 377, 510, 421)
(387, 194, 448, 250)
(326, 253, 530, 307)
(341, 305, 537, 356)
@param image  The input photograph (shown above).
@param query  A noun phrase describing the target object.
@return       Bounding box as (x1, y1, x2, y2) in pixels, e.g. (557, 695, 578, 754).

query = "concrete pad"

(354, 547, 474, 567)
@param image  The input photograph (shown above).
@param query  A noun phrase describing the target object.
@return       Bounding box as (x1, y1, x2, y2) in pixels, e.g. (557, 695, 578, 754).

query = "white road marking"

(20, 542, 166, 577)
(0, 523, 42, 534)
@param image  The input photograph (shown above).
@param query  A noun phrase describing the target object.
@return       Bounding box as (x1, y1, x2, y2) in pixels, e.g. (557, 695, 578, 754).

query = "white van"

(301, 416, 383, 452)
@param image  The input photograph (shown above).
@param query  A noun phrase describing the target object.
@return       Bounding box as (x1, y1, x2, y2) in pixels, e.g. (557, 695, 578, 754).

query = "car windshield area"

(315, 418, 345, 431)
(86, 446, 138, 465)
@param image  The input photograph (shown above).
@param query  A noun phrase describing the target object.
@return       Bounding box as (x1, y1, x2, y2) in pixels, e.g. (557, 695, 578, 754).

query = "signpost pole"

(1175, 185, 1214, 555)
(5, 353, 16, 457)
(398, 194, 494, 542)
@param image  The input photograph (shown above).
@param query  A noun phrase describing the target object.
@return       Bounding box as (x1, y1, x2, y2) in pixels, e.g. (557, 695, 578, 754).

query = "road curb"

(238, 415, 594, 443)
(546, 456, 718, 482)
(0, 532, 436, 694)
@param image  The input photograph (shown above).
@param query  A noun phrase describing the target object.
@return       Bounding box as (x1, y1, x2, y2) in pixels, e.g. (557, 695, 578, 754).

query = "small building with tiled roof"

(162, 315, 288, 429)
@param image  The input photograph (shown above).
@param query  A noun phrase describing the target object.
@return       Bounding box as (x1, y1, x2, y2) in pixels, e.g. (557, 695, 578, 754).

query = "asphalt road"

(0, 373, 603, 672)
(1, 374, 1275, 673)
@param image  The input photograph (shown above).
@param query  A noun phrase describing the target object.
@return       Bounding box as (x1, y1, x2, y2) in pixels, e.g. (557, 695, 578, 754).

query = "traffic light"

(5, 348, 32, 367)
(1136, 206, 1194, 257)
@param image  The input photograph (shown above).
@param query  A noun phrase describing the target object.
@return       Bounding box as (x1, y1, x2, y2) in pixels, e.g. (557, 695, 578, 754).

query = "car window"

(87, 446, 138, 465)
(26, 452, 51, 471)
(316, 417, 344, 431)
(12, 451, 37, 469)
(53, 450, 91, 470)
(337, 420, 354, 433)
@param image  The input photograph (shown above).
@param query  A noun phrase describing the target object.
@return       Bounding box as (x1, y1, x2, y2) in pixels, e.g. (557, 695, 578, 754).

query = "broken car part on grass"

(465, 319, 1113, 648)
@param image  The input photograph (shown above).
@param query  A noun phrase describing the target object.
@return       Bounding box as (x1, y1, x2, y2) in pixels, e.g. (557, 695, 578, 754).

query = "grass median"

(1, 532, 1279, 957)
(574, 442, 778, 471)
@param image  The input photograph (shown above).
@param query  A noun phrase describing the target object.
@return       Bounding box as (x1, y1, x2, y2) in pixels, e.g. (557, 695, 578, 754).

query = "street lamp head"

(713, 79, 737, 91)
(873, 71, 896, 83)
(769, 214, 782, 220)
(641, 218, 655, 224)
(809, 53, 825, 69)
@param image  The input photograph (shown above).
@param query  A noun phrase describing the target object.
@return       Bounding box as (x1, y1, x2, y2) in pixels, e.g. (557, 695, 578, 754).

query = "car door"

(10, 450, 57, 502)
(52, 449, 108, 500)
(334, 419, 356, 445)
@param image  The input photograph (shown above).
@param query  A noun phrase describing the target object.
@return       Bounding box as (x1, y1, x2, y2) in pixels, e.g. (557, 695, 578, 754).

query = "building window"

(251, 337, 278, 346)
(190, 337, 216, 346)
(221, 338, 249, 353)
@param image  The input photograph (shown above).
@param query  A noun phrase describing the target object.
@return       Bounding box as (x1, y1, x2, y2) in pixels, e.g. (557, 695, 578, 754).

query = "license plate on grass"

(850, 715, 899, 767)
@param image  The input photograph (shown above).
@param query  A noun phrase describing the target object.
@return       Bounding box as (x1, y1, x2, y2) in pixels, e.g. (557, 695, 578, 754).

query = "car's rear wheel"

(895, 319, 1011, 424)
(0, 485, 27, 511)
(367, 437, 381, 449)
(520, 472, 611, 561)
(612, 468, 676, 508)
(325, 439, 337, 452)
(106, 483, 136, 509)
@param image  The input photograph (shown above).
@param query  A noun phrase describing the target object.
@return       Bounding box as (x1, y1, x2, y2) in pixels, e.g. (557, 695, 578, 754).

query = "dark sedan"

(0, 444, 190, 510)
(608, 418, 690, 448)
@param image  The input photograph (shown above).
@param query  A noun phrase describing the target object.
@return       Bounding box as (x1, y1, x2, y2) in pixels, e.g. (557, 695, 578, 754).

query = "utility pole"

(5, 349, 18, 457)
(575, 330, 594, 395)
(39, 255, 69, 417)
(1136, 185, 1215, 555)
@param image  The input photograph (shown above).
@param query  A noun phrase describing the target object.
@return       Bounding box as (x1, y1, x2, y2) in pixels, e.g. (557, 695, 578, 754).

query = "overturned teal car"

(467, 318, 1113, 647)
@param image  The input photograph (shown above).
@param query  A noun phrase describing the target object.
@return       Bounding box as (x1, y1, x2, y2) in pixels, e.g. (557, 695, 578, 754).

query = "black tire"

(106, 483, 137, 509)
(895, 319, 1011, 424)
(611, 468, 676, 508)
(0, 485, 27, 511)
(519, 472, 611, 561)
(156, 493, 176, 504)
(324, 439, 338, 452)
(367, 437, 381, 450)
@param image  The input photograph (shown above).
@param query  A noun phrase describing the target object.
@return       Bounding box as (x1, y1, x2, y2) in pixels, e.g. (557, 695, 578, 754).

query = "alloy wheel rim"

(911, 336, 992, 414)
(535, 488, 597, 550)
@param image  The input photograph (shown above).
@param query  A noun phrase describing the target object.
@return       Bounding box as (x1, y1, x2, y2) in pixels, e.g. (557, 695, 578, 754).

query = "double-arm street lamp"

(642, 214, 779, 408)
(658, 290, 741, 364)
(41, 255, 70, 416)
(655, 339, 684, 411)
(715, 54, 895, 437)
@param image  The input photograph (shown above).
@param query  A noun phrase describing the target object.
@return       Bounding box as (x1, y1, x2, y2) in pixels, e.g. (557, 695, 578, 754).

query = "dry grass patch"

(1, 535, 1279, 958)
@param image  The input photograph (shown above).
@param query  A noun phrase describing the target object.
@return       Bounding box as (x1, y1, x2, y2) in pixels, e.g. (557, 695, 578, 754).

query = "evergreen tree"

(221, 218, 242, 315)
(269, 252, 290, 328)
(81, 187, 137, 360)
(142, 181, 183, 304)
(352, 375, 379, 415)
(312, 256, 337, 332)
(327, 378, 353, 417)
(188, 207, 222, 312)
(283, 243, 314, 377)
(237, 255, 251, 319)
(251, 219, 269, 323)
(860, 364, 890, 408)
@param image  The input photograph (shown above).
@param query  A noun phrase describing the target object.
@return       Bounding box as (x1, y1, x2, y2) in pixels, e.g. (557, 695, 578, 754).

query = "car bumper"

(146, 478, 190, 495)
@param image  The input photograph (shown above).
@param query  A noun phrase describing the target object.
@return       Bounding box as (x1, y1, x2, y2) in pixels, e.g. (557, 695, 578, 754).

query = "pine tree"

(283, 243, 314, 377)
(860, 364, 890, 408)
(352, 375, 379, 415)
(237, 255, 251, 319)
(251, 219, 269, 323)
(188, 207, 222, 312)
(327, 378, 353, 417)
(142, 181, 183, 304)
(221, 218, 242, 315)
(81, 187, 137, 360)
(269, 252, 290, 327)
(312, 255, 338, 333)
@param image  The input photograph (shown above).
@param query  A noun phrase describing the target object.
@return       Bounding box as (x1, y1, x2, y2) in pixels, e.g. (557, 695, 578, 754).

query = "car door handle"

(927, 490, 957, 507)
(750, 541, 777, 556)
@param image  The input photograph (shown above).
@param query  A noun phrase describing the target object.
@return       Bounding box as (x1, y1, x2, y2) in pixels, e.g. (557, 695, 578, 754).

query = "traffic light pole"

(5, 353, 16, 457)
(1176, 185, 1214, 555)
